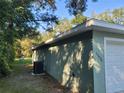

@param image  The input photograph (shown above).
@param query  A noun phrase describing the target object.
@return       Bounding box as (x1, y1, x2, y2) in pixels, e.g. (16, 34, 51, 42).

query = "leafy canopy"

(0, 0, 96, 77)
(93, 8, 124, 25)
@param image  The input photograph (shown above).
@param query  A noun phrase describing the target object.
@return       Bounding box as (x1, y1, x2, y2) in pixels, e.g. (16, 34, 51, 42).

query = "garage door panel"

(106, 47, 124, 56)
(106, 68, 124, 81)
(106, 42, 124, 56)
(105, 38, 124, 93)
(106, 56, 124, 64)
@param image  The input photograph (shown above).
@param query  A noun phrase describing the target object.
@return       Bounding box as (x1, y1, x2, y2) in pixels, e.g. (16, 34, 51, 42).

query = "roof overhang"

(32, 19, 124, 50)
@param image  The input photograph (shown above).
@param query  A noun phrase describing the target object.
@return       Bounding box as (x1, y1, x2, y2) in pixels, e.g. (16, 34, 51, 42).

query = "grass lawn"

(0, 58, 64, 93)
(14, 58, 32, 64)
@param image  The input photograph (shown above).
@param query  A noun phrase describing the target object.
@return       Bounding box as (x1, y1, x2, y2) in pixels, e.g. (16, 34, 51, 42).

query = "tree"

(0, 0, 37, 76)
(34, 14, 87, 44)
(0, 32, 11, 77)
(0, 0, 96, 76)
(66, 0, 97, 15)
(92, 8, 124, 25)
(71, 13, 87, 25)
(14, 40, 22, 58)
(54, 18, 72, 33)
(20, 38, 32, 57)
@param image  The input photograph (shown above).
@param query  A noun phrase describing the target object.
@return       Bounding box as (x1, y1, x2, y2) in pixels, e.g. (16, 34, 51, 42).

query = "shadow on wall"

(38, 39, 94, 93)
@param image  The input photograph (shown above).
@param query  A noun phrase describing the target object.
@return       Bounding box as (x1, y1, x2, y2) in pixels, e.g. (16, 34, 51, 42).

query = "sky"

(55, 0, 124, 19)
(38, 0, 124, 31)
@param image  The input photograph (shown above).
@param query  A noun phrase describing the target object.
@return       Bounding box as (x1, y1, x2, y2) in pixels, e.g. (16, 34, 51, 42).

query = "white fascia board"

(91, 19, 124, 34)
(93, 19, 124, 31)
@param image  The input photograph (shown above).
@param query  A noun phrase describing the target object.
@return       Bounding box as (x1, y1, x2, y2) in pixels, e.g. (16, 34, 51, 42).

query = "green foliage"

(71, 14, 87, 25)
(0, 0, 37, 76)
(0, 32, 11, 77)
(32, 15, 87, 43)
(15, 39, 32, 58)
(0, 0, 95, 77)
(32, 34, 44, 44)
(32, 18, 75, 44)
(66, 0, 97, 15)
(0, 56, 11, 77)
(93, 8, 124, 25)
(20, 38, 32, 57)
(32, 32, 54, 44)
(54, 18, 72, 33)
(14, 40, 22, 58)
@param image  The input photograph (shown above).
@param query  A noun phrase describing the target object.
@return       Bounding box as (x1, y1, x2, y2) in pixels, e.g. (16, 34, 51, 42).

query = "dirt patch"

(0, 64, 66, 93)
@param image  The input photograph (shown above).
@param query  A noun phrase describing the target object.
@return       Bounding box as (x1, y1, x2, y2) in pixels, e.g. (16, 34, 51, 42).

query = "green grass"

(14, 58, 32, 64)
(0, 58, 63, 93)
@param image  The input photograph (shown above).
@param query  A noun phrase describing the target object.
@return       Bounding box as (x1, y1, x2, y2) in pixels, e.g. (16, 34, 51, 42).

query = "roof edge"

(32, 18, 124, 50)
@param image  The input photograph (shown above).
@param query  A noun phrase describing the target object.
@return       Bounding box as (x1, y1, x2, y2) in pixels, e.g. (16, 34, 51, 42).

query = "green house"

(32, 19, 124, 93)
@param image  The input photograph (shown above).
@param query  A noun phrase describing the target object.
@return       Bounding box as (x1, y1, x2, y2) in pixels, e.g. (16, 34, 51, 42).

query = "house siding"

(93, 31, 124, 93)
(33, 31, 94, 93)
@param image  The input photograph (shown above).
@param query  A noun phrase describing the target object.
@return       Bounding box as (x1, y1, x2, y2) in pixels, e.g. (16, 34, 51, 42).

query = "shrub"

(0, 32, 12, 77)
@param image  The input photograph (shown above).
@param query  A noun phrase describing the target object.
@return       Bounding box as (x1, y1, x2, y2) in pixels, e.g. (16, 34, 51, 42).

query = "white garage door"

(105, 38, 124, 93)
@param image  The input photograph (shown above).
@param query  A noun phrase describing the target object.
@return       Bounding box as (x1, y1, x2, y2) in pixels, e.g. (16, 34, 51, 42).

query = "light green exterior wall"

(32, 48, 47, 62)
(33, 30, 124, 93)
(34, 32, 94, 93)
(93, 31, 124, 93)
(45, 40, 93, 93)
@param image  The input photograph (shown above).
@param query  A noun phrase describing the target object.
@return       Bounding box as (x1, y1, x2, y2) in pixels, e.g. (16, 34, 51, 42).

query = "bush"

(15, 39, 32, 58)
(0, 58, 11, 77)
(0, 48, 11, 77)
(0, 32, 13, 77)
